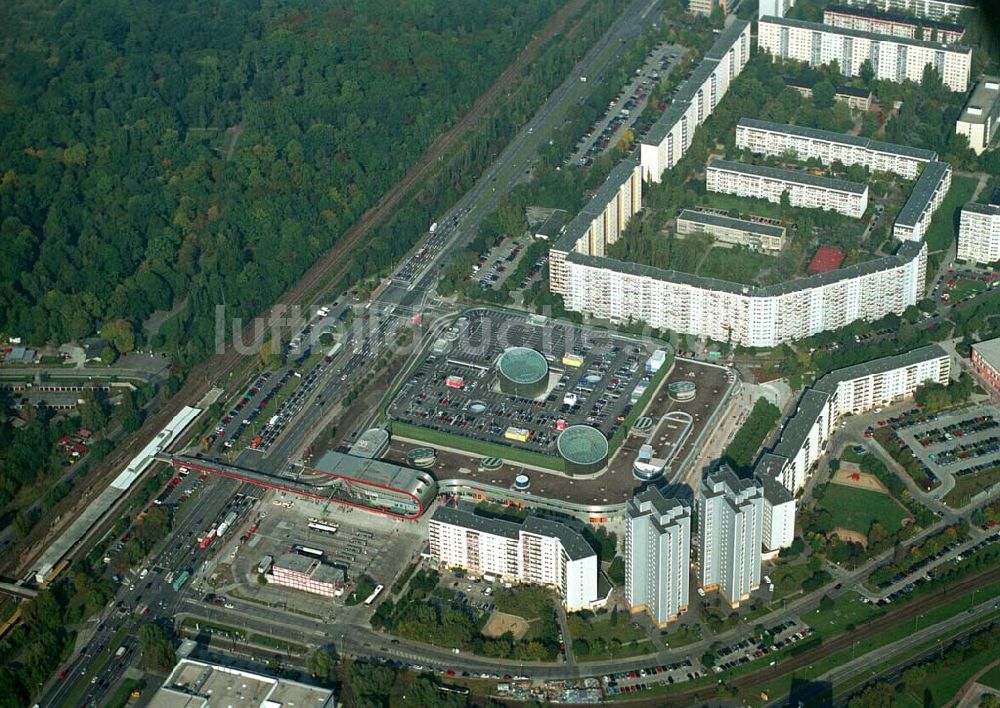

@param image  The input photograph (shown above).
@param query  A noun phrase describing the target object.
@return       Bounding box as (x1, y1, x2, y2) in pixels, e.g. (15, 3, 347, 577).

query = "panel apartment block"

(958, 202, 1000, 265)
(771, 345, 950, 493)
(640, 21, 751, 183)
(676, 209, 786, 252)
(625, 489, 691, 625)
(428, 506, 599, 610)
(548, 160, 643, 296)
(699, 466, 764, 607)
(754, 454, 797, 551)
(956, 76, 1000, 155)
(706, 159, 869, 217)
(893, 161, 952, 241)
(841, 0, 974, 21)
(557, 240, 925, 348)
(758, 16, 972, 93)
(823, 4, 966, 44)
(735, 118, 937, 179)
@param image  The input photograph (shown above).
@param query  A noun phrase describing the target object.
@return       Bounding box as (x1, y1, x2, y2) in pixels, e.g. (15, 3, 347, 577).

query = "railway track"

(628, 565, 1000, 706)
(4, 0, 588, 580)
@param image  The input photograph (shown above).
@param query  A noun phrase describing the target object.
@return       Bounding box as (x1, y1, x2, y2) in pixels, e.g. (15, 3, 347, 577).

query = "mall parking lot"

(387, 309, 661, 456)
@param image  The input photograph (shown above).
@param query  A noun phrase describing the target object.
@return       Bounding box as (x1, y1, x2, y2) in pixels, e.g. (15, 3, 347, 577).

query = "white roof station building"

(706, 159, 870, 218)
(758, 16, 972, 93)
(625, 488, 691, 625)
(428, 506, 602, 611)
(640, 21, 752, 183)
(699, 466, 764, 608)
(956, 76, 1000, 155)
(958, 201, 1000, 265)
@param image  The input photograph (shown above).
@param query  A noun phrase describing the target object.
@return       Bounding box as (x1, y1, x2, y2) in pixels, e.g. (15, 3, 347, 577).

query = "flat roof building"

(958, 201, 1000, 265)
(735, 118, 937, 180)
(676, 209, 786, 252)
(894, 161, 953, 242)
(150, 658, 335, 708)
(707, 159, 870, 218)
(428, 506, 601, 610)
(823, 4, 966, 44)
(625, 489, 691, 625)
(270, 553, 345, 598)
(699, 466, 764, 607)
(840, 0, 974, 21)
(758, 16, 972, 93)
(640, 21, 752, 183)
(971, 337, 1000, 395)
(956, 76, 1000, 155)
(770, 345, 950, 493)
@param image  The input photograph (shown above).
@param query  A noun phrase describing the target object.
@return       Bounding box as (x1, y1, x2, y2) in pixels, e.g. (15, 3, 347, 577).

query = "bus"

(308, 521, 339, 535)
(363, 584, 384, 606)
(172, 570, 191, 591)
(292, 544, 324, 559)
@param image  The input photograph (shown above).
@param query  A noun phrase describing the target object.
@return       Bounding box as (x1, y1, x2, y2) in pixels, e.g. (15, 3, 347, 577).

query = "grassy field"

(662, 623, 702, 648)
(810, 591, 876, 637)
(981, 663, 1000, 690)
(819, 483, 910, 534)
(389, 420, 565, 471)
(567, 611, 653, 660)
(698, 246, 773, 285)
(948, 277, 988, 302)
(106, 678, 146, 708)
(492, 585, 553, 622)
(924, 175, 979, 252)
(943, 465, 1000, 507)
(895, 646, 1000, 707)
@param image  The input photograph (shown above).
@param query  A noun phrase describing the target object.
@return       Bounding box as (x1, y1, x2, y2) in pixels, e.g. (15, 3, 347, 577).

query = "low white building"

(676, 209, 786, 252)
(428, 506, 600, 610)
(735, 118, 937, 180)
(625, 489, 691, 625)
(758, 16, 972, 93)
(958, 201, 1000, 265)
(707, 159, 869, 217)
(956, 76, 1000, 155)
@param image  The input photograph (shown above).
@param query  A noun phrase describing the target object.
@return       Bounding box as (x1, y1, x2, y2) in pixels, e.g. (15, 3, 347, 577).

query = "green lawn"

(819, 483, 910, 534)
(389, 420, 565, 471)
(948, 277, 988, 302)
(896, 646, 1000, 707)
(567, 611, 653, 660)
(492, 585, 554, 622)
(981, 664, 1000, 690)
(924, 175, 979, 252)
(809, 591, 876, 637)
(943, 465, 1000, 508)
(662, 623, 702, 648)
(697, 246, 773, 285)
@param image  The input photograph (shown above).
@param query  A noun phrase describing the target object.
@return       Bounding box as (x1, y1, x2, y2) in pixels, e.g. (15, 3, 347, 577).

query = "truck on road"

(114, 646, 127, 660)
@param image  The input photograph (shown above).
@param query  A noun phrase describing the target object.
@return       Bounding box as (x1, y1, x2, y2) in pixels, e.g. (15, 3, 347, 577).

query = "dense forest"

(0, 0, 565, 363)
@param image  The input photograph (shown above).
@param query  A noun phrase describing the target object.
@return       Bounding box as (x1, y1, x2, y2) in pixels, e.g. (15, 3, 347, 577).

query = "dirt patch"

(832, 463, 889, 494)
(830, 527, 868, 548)
(481, 611, 530, 641)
